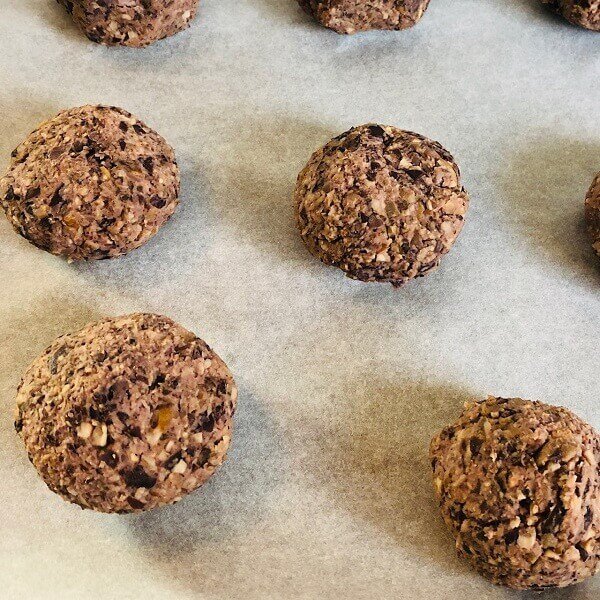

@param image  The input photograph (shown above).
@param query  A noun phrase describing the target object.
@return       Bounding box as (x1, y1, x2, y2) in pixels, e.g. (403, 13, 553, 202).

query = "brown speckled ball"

(0, 105, 179, 261)
(298, 0, 431, 34)
(295, 124, 469, 286)
(16, 314, 237, 514)
(541, 0, 600, 31)
(585, 172, 600, 256)
(59, 0, 201, 47)
(430, 397, 600, 590)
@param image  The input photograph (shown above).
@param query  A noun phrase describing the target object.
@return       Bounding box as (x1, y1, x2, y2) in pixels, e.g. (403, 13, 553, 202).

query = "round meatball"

(541, 1, 600, 31)
(0, 105, 179, 261)
(298, 0, 431, 34)
(59, 0, 201, 47)
(430, 396, 600, 590)
(15, 314, 237, 513)
(585, 172, 600, 257)
(295, 124, 469, 286)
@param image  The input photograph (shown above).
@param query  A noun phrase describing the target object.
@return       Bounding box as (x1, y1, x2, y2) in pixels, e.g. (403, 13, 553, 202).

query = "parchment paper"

(0, 1, 599, 598)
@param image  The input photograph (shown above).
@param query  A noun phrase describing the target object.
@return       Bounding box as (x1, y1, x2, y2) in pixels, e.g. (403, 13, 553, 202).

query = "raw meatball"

(15, 314, 237, 513)
(298, 0, 431, 34)
(585, 172, 600, 256)
(295, 124, 469, 286)
(541, 1, 600, 31)
(0, 105, 179, 261)
(430, 396, 600, 590)
(59, 0, 201, 47)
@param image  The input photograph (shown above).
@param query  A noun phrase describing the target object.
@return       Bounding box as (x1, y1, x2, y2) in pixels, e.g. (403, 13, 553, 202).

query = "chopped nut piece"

(155, 406, 173, 432)
(77, 422, 93, 439)
(91, 424, 108, 447)
(563, 546, 581, 562)
(146, 428, 162, 446)
(172, 460, 187, 474)
(517, 529, 536, 550)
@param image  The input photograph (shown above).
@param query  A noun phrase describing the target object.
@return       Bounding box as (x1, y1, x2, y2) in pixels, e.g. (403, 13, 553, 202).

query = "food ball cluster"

(16, 313, 237, 513)
(298, 0, 431, 34)
(295, 124, 469, 286)
(59, 0, 201, 47)
(585, 172, 600, 257)
(430, 396, 600, 590)
(0, 105, 179, 261)
(541, 0, 600, 31)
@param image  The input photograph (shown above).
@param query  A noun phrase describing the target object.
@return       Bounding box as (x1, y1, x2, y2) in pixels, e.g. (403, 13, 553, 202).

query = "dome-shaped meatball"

(295, 124, 469, 286)
(430, 396, 600, 589)
(0, 105, 179, 260)
(16, 313, 237, 513)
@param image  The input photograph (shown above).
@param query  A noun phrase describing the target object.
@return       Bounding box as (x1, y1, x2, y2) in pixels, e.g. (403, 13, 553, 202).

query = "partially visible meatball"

(298, 0, 431, 34)
(541, 0, 600, 31)
(59, 0, 201, 46)
(585, 172, 600, 256)
(430, 396, 600, 589)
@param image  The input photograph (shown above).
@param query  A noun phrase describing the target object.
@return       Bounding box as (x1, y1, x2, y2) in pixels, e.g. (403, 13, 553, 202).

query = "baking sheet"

(1, 0, 599, 598)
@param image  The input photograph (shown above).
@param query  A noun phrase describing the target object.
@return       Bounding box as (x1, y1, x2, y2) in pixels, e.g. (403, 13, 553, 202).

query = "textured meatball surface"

(59, 0, 201, 46)
(585, 172, 600, 256)
(430, 397, 600, 589)
(0, 105, 179, 261)
(541, 0, 600, 31)
(295, 124, 469, 286)
(16, 314, 237, 514)
(298, 0, 431, 34)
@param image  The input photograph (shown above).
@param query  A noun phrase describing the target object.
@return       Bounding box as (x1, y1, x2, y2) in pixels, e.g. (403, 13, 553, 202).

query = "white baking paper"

(0, 1, 599, 598)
